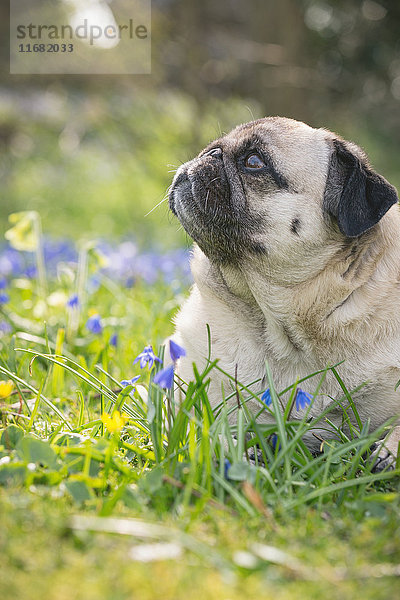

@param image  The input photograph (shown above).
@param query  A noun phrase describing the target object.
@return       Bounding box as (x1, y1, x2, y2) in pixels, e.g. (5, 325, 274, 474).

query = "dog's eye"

(244, 153, 265, 169)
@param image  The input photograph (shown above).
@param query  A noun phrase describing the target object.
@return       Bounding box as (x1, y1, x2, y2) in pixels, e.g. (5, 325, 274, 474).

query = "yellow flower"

(101, 410, 128, 434)
(5, 211, 39, 252)
(89, 247, 110, 270)
(0, 380, 14, 399)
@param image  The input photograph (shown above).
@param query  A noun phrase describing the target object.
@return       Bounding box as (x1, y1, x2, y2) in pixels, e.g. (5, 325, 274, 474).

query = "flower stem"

(33, 212, 48, 300)
(66, 241, 90, 340)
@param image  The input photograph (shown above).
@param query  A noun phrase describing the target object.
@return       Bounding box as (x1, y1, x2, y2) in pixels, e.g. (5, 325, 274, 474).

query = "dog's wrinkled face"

(169, 117, 397, 272)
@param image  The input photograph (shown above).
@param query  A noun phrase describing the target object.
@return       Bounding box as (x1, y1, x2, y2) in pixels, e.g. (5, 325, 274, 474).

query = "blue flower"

(25, 265, 37, 279)
(110, 333, 118, 347)
(0, 321, 12, 334)
(86, 314, 103, 334)
(224, 458, 231, 480)
(66, 294, 79, 309)
(169, 339, 186, 362)
(42, 239, 77, 275)
(153, 365, 174, 389)
(133, 345, 161, 369)
(295, 389, 313, 411)
(271, 433, 279, 451)
(120, 375, 140, 389)
(0, 279, 7, 289)
(0, 293, 10, 305)
(98, 241, 191, 288)
(261, 389, 272, 407)
(88, 275, 101, 294)
(0, 247, 23, 278)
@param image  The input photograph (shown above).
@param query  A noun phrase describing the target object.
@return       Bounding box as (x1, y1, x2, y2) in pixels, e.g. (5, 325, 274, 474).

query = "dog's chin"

(170, 187, 228, 262)
(170, 187, 266, 265)
(169, 164, 245, 264)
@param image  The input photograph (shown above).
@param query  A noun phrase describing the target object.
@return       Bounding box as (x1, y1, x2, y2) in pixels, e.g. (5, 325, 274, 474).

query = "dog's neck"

(191, 210, 400, 358)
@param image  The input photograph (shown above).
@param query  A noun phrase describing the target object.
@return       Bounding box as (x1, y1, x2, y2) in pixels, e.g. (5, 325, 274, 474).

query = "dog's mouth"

(169, 152, 264, 264)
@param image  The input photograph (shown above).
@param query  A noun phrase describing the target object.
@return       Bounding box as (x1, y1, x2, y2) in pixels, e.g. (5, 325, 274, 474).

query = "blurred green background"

(1, 0, 400, 248)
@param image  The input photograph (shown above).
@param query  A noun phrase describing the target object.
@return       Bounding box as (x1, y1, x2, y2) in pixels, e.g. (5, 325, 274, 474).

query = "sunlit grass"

(0, 212, 399, 598)
(2, 88, 400, 597)
(0, 214, 398, 515)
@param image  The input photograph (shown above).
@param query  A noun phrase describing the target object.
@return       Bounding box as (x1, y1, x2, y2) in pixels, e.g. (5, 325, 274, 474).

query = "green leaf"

(121, 486, 142, 510)
(65, 479, 93, 503)
(53, 432, 86, 447)
(0, 463, 27, 485)
(30, 470, 63, 486)
(139, 466, 163, 494)
(228, 462, 256, 484)
(64, 455, 101, 477)
(16, 435, 58, 469)
(1, 425, 24, 450)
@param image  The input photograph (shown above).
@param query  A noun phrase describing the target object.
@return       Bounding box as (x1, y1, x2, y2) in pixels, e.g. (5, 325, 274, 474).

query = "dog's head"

(169, 117, 398, 274)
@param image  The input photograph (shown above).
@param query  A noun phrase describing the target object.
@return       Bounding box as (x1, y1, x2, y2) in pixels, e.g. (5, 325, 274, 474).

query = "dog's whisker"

(245, 105, 255, 121)
(204, 190, 210, 213)
(207, 177, 221, 186)
(145, 197, 169, 217)
(145, 185, 173, 217)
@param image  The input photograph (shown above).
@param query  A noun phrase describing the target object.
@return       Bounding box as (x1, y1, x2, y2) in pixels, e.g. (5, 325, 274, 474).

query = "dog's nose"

(205, 147, 223, 158)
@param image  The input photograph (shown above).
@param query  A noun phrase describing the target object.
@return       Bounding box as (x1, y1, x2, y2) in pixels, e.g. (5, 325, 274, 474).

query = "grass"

(1, 90, 400, 597)
(1, 490, 399, 600)
(0, 212, 399, 599)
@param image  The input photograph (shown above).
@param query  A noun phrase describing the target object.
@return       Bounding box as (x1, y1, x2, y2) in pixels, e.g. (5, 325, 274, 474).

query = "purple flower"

(0, 293, 10, 305)
(295, 389, 313, 411)
(43, 239, 78, 274)
(0, 247, 23, 278)
(271, 433, 279, 451)
(261, 389, 272, 407)
(25, 265, 37, 279)
(169, 339, 186, 362)
(120, 375, 140, 389)
(110, 333, 118, 347)
(133, 345, 161, 369)
(0, 279, 7, 289)
(88, 275, 101, 294)
(153, 365, 174, 389)
(66, 294, 79, 309)
(0, 321, 12, 334)
(224, 459, 231, 479)
(86, 314, 103, 334)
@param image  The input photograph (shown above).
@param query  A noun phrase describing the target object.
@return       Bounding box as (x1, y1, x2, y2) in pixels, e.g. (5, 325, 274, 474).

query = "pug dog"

(169, 117, 400, 470)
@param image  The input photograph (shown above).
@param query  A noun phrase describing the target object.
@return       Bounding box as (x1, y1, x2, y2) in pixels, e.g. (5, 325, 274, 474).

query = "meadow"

(0, 89, 399, 600)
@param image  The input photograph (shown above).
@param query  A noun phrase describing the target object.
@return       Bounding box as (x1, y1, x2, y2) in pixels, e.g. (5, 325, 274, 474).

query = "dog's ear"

(324, 139, 398, 237)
